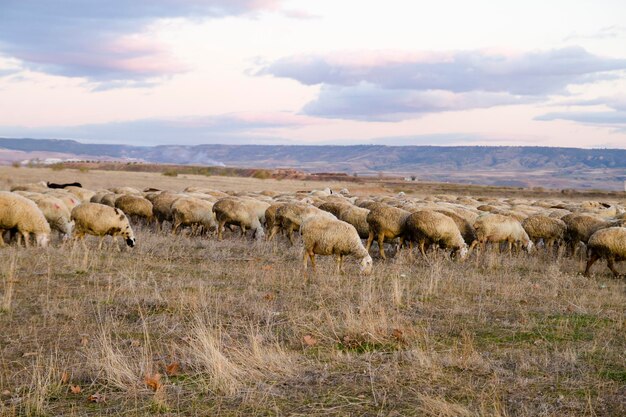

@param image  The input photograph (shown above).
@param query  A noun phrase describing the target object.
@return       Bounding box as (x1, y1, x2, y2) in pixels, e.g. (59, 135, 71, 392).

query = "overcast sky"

(0, 0, 625, 148)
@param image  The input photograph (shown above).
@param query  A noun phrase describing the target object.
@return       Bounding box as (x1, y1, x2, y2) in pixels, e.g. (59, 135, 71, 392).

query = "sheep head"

(359, 254, 373, 275)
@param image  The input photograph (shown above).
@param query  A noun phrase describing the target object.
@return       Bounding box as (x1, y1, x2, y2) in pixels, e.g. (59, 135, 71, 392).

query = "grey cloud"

(259, 47, 626, 96)
(535, 111, 626, 126)
(301, 83, 536, 121)
(0, 0, 282, 82)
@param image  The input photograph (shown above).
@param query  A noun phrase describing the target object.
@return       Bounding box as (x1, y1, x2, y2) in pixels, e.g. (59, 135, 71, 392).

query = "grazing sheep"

(99, 193, 120, 207)
(405, 210, 468, 259)
(108, 186, 142, 195)
(171, 197, 217, 235)
(365, 205, 411, 260)
(45, 191, 81, 211)
(301, 216, 372, 275)
(10, 182, 48, 193)
(212, 198, 265, 240)
(434, 209, 477, 245)
(114, 195, 154, 224)
(71, 203, 135, 249)
(27, 194, 74, 238)
(0, 192, 50, 247)
(522, 215, 567, 251)
(471, 214, 533, 254)
(318, 201, 350, 218)
(269, 203, 334, 244)
(336, 204, 370, 239)
(264, 202, 287, 239)
(64, 186, 95, 202)
(562, 214, 608, 256)
(584, 227, 626, 278)
(149, 192, 181, 230)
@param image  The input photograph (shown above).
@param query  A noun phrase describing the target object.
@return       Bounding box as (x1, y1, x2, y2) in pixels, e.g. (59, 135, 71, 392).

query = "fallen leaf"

(165, 362, 180, 376)
(87, 393, 106, 403)
(1, 390, 10, 397)
(80, 336, 89, 347)
(60, 371, 70, 384)
(263, 292, 275, 301)
(303, 335, 317, 346)
(261, 265, 273, 271)
(70, 385, 81, 394)
(145, 373, 162, 392)
(130, 340, 141, 348)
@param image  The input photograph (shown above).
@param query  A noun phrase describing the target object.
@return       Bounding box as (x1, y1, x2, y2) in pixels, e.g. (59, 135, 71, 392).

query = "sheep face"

(458, 244, 469, 260)
(359, 255, 373, 275)
(120, 224, 135, 247)
(525, 240, 534, 253)
(36, 233, 50, 248)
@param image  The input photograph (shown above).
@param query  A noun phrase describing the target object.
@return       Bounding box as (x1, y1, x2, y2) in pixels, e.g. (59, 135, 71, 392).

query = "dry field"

(0, 166, 624, 416)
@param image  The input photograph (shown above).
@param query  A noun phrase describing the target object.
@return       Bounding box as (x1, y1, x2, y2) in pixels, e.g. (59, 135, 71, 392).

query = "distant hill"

(1, 138, 625, 190)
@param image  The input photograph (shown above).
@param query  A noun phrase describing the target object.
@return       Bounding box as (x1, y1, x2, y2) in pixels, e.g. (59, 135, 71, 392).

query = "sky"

(0, 0, 625, 148)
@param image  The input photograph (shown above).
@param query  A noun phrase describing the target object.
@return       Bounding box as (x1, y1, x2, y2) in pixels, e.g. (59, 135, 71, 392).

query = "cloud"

(0, 0, 282, 83)
(537, 94, 626, 129)
(563, 25, 626, 41)
(259, 47, 626, 95)
(535, 111, 626, 126)
(302, 83, 535, 121)
(0, 112, 319, 145)
(257, 47, 626, 120)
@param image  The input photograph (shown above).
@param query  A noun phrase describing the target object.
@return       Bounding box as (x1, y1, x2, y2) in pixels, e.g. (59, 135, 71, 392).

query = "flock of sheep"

(3, 181, 626, 278)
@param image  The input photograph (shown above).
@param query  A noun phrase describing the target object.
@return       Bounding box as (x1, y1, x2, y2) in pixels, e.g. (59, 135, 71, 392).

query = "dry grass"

(0, 167, 624, 416)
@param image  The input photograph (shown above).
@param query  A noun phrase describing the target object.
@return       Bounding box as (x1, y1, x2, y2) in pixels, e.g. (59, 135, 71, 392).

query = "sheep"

(45, 190, 81, 211)
(114, 195, 154, 224)
(264, 202, 287, 239)
(212, 198, 265, 240)
(27, 194, 74, 238)
(521, 215, 567, 252)
(71, 203, 135, 249)
(10, 182, 48, 193)
(583, 227, 626, 278)
(471, 214, 533, 254)
(404, 210, 468, 259)
(0, 192, 50, 247)
(561, 214, 608, 256)
(336, 204, 370, 239)
(64, 186, 95, 202)
(318, 201, 350, 218)
(269, 203, 334, 244)
(365, 205, 411, 260)
(171, 197, 217, 235)
(301, 216, 372, 275)
(434, 209, 477, 245)
(99, 193, 120, 207)
(149, 192, 181, 230)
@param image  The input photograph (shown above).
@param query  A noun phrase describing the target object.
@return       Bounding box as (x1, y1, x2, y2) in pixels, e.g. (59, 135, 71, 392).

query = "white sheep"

(301, 216, 373, 275)
(71, 203, 136, 249)
(584, 227, 626, 278)
(405, 210, 468, 259)
(171, 197, 217, 235)
(212, 198, 265, 240)
(0, 192, 50, 247)
(471, 214, 533, 254)
(27, 194, 74, 238)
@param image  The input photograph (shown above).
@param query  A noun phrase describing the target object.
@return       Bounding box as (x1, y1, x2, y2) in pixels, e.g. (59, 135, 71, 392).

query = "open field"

(0, 166, 624, 416)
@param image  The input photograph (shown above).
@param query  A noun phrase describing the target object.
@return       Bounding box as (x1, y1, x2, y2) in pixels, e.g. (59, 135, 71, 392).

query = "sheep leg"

(309, 252, 316, 270)
(377, 233, 386, 260)
(366, 232, 374, 252)
(172, 222, 180, 235)
(217, 221, 225, 240)
(98, 236, 106, 250)
(419, 240, 427, 257)
(287, 227, 296, 246)
(336, 254, 344, 274)
(302, 250, 309, 270)
(507, 240, 513, 256)
(240, 225, 247, 238)
(267, 225, 279, 241)
(606, 257, 620, 278)
(583, 253, 599, 277)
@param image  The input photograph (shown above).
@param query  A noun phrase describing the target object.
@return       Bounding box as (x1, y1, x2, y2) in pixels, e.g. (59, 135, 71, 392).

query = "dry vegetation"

(0, 166, 624, 416)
